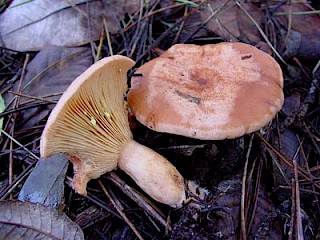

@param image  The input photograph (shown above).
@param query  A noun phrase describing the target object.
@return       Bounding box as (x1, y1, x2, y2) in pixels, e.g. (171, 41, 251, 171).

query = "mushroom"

(40, 55, 186, 208)
(128, 42, 284, 140)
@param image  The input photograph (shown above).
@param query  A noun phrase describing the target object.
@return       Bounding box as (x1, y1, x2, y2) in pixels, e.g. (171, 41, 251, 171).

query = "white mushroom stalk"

(40, 56, 186, 208)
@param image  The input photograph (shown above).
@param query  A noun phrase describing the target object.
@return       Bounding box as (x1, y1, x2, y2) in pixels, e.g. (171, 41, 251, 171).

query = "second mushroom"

(128, 42, 284, 140)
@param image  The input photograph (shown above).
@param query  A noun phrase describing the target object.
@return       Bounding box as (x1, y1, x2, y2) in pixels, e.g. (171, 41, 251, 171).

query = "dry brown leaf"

(4, 46, 92, 129)
(0, 0, 140, 51)
(272, 129, 303, 187)
(275, 3, 320, 62)
(0, 201, 84, 240)
(200, 0, 264, 44)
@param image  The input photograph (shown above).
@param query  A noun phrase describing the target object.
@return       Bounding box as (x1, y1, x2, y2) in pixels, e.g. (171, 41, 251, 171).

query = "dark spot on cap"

(241, 54, 252, 60)
(175, 90, 201, 104)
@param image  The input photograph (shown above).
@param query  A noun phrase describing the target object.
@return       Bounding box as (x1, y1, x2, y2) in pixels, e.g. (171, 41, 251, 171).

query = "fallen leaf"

(0, 0, 140, 51)
(18, 153, 69, 208)
(282, 94, 301, 117)
(200, 0, 264, 45)
(4, 46, 92, 129)
(272, 128, 303, 187)
(0, 201, 84, 240)
(275, 3, 320, 62)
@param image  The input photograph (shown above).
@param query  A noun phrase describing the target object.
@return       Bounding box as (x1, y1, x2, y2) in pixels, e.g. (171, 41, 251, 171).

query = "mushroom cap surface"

(40, 55, 135, 194)
(128, 42, 284, 140)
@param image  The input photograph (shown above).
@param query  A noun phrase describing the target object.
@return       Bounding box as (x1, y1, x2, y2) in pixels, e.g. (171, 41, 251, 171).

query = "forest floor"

(0, 0, 320, 239)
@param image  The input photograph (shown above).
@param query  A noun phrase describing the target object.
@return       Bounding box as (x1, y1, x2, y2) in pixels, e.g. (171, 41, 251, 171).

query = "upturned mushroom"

(128, 42, 284, 140)
(40, 55, 186, 208)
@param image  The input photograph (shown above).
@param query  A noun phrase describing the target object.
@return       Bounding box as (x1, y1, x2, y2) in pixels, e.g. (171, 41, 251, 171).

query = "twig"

(0, 102, 55, 118)
(8, 91, 57, 104)
(129, 0, 145, 58)
(172, 5, 188, 44)
(1, 130, 39, 160)
(247, 156, 262, 235)
(0, 135, 40, 158)
(274, 10, 320, 16)
(103, 18, 113, 56)
(98, 180, 145, 240)
(277, 185, 320, 195)
(293, 160, 304, 240)
(94, 27, 105, 62)
(107, 172, 168, 228)
(9, 54, 29, 194)
(240, 134, 254, 239)
(282, 2, 292, 52)
(269, 149, 291, 186)
(288, 179, 295, 240)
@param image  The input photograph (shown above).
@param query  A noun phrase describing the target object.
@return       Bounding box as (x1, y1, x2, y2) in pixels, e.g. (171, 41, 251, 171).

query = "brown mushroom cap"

(128, 42, 284, 140)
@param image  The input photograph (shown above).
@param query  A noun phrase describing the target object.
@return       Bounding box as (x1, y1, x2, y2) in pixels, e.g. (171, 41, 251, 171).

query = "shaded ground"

(1, 0, 320, 239)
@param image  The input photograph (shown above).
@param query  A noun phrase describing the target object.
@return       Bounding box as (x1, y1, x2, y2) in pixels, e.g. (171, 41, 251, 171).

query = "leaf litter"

(0, 0, 320, 239)
(0, 0, 140, 51)
(3, 46, 92, 129)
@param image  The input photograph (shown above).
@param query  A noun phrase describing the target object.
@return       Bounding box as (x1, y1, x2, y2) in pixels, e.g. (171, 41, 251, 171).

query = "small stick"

(1, 130, 39, 160)
(129, 0, 145, 58)
(107, 172, 168, 228)
(8, 54, 29, 194)
(288, 179, 295, 240)
(0, 102, 55, 118)
(94, 27, 104, 62)
(103, 18, 114, 56)
(240, 134, 254, 239)
(293, 160, 304, 240)
(172, 5, 188, 44)
(8, 91, 57, 104)
(98, 180, 145, 240)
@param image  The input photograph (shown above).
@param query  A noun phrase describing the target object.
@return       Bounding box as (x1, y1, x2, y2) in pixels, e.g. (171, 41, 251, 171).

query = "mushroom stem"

(119, 139, 186, 208)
